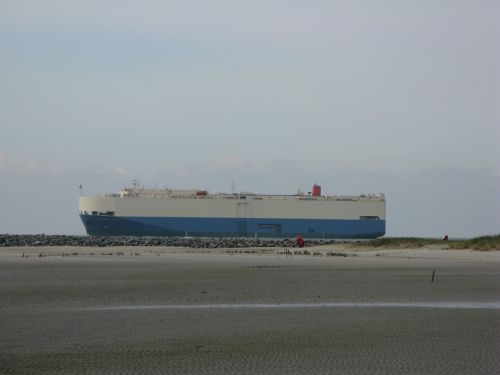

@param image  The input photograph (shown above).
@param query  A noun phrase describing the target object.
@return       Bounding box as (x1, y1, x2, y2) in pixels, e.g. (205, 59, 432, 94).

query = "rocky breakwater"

(0, 234, 340, 248)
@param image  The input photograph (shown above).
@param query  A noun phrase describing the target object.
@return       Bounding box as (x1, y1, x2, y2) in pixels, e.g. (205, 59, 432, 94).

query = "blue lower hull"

(80, 215, 385, 239)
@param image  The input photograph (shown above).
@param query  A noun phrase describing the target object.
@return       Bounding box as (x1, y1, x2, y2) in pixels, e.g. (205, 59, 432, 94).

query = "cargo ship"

(79, 184, 385, 238)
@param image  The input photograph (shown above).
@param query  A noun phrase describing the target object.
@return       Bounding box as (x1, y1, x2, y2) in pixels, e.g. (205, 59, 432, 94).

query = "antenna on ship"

(231, 181, 236, 194)
(78, 184, 83, 196)
(132, 179, 139, 191)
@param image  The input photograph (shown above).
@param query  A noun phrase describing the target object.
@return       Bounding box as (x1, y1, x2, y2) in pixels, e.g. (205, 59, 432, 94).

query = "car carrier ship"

(79, 184, 386, 238)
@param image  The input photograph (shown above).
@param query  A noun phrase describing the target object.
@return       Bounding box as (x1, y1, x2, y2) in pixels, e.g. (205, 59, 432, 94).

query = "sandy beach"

(1, 246, 499, 374)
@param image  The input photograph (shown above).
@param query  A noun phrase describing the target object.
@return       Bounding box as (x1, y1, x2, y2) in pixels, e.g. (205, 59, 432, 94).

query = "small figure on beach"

(295, 234, 305, 248)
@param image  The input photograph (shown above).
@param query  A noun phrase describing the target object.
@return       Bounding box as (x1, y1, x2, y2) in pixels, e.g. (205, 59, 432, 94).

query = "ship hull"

(80, 214, 385, 239)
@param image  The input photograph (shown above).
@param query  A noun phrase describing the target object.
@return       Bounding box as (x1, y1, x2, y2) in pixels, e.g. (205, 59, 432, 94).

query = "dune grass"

(354, 235, 500, 251)
(446, 234, 500, 251)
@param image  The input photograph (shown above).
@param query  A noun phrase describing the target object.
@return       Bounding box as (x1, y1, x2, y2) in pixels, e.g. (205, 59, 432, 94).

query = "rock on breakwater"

(0, 234, 340, 248)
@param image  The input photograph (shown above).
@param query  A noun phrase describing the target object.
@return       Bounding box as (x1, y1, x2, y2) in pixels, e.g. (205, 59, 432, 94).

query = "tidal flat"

(1, 246, 499, 374)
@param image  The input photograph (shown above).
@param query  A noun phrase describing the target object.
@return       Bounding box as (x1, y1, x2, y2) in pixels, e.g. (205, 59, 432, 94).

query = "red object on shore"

(312, 184, 321, 197)
(296, 234, 305, 248)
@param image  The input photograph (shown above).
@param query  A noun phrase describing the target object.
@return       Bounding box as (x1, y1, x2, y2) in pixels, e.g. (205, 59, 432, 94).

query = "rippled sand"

(1, 246, 499, 374)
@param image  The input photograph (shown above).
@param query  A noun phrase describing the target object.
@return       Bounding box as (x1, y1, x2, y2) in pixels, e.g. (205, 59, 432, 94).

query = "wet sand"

(1, 246, 499, 374)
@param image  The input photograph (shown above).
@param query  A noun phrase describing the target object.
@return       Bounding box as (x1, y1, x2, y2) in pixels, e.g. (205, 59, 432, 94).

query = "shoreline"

(1, 245, 499, 265)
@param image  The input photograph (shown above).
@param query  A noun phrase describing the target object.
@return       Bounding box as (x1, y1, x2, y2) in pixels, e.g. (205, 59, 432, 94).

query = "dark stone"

(0, 234, 337, 249)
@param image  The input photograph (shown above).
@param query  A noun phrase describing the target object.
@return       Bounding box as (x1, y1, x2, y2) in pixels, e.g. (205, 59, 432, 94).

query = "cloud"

(0, 153, 40, 174)
(2, 1, 496, 50)
(0, 153, 67, 175)
(113, 167, 127, 176)
(208, 155, 248, 169)
(47, 164, 63, 174)
(419, 166, 500, 184)
(95, 166, 128, 176)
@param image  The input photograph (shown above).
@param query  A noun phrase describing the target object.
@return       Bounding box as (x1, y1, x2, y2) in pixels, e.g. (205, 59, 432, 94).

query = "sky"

(0, 0, 498, 237)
